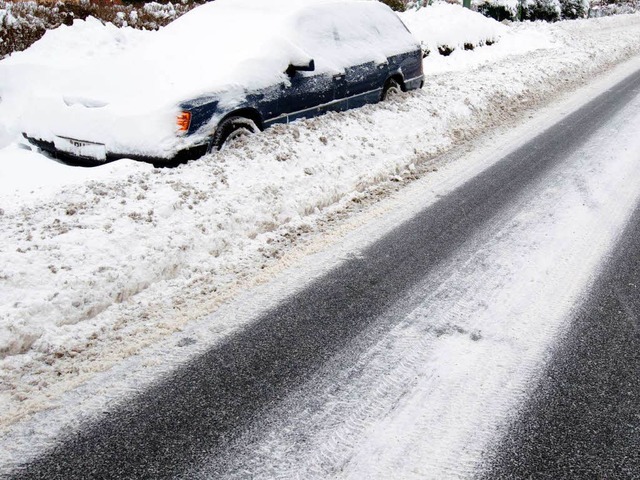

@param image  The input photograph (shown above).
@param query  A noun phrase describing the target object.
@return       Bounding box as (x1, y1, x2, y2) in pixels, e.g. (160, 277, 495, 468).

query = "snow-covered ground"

(400, 2, 507, 55)
(1, 3, 640, 442)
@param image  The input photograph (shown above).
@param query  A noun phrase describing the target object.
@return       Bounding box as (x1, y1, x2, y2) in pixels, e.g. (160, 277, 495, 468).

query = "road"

(481, 203, 640, 478)
(7, 68, 640, 479)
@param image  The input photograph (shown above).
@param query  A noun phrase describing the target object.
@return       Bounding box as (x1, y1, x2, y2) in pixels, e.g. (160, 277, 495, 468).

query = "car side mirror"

(286, 59, 315, 77)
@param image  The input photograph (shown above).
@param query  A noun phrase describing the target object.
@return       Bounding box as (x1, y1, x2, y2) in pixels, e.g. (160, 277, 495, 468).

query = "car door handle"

(333, 74, 345, 81)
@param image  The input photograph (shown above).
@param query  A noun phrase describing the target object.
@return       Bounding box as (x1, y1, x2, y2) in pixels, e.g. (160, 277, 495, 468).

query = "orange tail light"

(177, 111, 191, 132)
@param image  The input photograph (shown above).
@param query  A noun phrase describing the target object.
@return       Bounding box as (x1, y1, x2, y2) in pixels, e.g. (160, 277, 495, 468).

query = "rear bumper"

(23, 134, 208, 168)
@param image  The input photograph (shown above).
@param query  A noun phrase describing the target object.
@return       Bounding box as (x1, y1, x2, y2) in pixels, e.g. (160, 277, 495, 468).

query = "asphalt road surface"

(8, 68, 640, 479)
(480, 205, 640, 479)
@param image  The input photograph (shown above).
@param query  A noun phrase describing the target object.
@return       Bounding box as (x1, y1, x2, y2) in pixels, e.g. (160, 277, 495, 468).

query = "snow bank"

(3, 16, 150, 68)
(0, 1, 192, 61)
(0, 10, 640, 433)
(400, 3, 507, 54)
(401, 2, 551, 75)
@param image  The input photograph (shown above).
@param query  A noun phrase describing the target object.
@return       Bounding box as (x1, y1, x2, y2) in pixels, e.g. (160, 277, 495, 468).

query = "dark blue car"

(23, 0, 424, 166)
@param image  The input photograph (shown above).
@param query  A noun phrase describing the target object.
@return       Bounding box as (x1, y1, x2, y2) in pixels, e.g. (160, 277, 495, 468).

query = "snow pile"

(0, 11, 640, 431)
(5, 16, 149, 66)
(136, 0, 417, 99)
(400, 3, 506, 55)
(401, 2, 552, 74)
(0, 0, 193, 60)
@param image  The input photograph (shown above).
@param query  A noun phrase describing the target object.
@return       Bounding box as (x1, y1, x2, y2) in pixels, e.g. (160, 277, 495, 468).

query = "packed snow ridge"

(0, 4, 639, 429)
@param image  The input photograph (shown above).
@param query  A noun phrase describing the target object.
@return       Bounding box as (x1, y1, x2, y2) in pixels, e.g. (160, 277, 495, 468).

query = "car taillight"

(177, 111, 191, 132)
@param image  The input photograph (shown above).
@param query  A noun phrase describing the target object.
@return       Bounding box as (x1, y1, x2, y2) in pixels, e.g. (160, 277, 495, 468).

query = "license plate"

(54, 136, 107, 161)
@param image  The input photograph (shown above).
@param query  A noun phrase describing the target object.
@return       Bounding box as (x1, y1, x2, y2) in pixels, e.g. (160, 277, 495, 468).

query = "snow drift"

(400, 3, 507, 55)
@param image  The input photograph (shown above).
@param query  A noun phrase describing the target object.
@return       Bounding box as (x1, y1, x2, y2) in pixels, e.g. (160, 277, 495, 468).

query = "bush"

(379, 0, 408, 11)
(522, 0, 561, 21)
(560, 0, 589, 18)
(1, 2, 53, 59)
(475, 0, 638, 20)
(560, 0, 588, 18)
(589, 0, 640, 16)
(476, 2, 516, 20)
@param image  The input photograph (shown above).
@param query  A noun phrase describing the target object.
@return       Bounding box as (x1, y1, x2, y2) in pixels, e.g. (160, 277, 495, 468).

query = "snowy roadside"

(1, 12, 640, 430)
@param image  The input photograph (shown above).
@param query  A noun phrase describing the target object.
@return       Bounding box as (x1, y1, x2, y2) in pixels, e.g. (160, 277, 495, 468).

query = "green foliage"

(476, 2, 516, 21)
(379, 0, 407, 11)
(477, 0, 594, 21)
(560, 0, 587, 18)
(522, 0, 561, 21)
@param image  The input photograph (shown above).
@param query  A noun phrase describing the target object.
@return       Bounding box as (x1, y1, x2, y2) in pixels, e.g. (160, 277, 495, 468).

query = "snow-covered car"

(21, 0, 424, 166)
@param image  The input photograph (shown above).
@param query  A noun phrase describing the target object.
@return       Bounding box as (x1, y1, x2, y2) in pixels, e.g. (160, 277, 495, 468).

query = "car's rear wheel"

(382, 78, 402, 101)
(209, 116, 259, 151)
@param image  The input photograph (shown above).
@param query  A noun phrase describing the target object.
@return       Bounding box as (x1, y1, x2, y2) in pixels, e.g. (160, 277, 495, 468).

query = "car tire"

(381, 78, 403, 101)
(209, 116, 259, 151)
